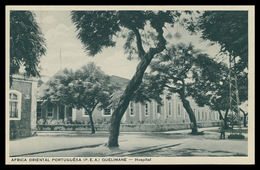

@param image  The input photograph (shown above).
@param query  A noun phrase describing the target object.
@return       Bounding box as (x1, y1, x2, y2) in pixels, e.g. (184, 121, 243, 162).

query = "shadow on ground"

(131, 147, 248, 157)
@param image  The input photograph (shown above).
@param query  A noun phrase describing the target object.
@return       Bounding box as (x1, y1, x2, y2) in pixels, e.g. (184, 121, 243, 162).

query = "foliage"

(143, 43, 214, 101)
(188, 68, 248, 112)
(42, 62, 118, 113)
(70, 11, 197, 58)
(10, 11, 46, 83)
(108, 72, 164, 110)
(197, 11, 248, 72)
(70, 10, 201, 146)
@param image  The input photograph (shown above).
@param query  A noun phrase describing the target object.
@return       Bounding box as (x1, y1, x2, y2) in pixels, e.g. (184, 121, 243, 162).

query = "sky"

(33, 10, 222, 83)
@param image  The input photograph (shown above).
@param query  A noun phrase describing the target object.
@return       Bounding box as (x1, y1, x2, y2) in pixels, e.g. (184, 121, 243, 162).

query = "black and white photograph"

(5, 6, 255, 164)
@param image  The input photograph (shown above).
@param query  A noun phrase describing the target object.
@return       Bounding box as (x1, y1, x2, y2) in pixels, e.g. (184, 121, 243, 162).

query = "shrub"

(228, 134, 245, 139)
(37, 119, 44, 125)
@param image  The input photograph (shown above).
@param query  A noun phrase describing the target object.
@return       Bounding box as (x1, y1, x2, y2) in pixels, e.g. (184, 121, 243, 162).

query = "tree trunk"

(107, 111, 124, 147)
(180, 95, 198, 134)
(243, 113, 248, 127)
(107, 26, 166, 148)
(89, 112, 95, 134)
(107, 56, 152, 147)
(224, 109, 229, 129)
(239, 108, 248, 127)
(217, 109, 229, 129)
(217, 109, 224, 120)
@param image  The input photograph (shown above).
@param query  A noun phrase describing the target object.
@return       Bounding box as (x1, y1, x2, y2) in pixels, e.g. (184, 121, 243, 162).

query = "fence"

(37, 121, 221, 132)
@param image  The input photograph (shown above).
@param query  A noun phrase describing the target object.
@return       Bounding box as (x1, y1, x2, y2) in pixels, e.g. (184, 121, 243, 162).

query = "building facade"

(37, 70, 220, 126)
(8, 74, 38, 138)
(70, 94, 219, 124)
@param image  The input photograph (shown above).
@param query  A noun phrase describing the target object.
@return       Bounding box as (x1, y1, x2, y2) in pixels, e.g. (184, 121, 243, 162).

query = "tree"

(143, 43, 221, 134)
(187, 61, 248, 129)
(42, 62, 117, 133)
(181, 11, 248, 128)
(108, 75, 163, 113)
(70, 10, 195, 147)
(10, 11, 46, 85)
(197, 11, 248, 73)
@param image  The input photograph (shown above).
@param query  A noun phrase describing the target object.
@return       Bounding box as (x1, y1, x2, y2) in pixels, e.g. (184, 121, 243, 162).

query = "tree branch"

(167, 75, 185, 93)
(148, 26, 166, 59)
(170, 75, 183, 83)
(131, 27, 145, 58)
(239, 107, 248, 115)
(164, 84, 180, 94)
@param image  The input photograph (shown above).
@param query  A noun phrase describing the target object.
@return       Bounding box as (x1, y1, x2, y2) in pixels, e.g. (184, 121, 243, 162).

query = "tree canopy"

(140, 43, 225, 133)
(43, 62, 117, 111)
(197, 11, 248, 72)
(145, 42, 219, 101)
(10, 11, 46, 82)
(187, 67, 248, 112)
(70, 10, 217, 146)
(42, 62, 118, 133)
(70, 11, 190, 57)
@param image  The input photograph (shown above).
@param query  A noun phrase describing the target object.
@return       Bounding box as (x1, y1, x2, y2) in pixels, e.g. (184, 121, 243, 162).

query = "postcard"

(5, 5, 255, 164)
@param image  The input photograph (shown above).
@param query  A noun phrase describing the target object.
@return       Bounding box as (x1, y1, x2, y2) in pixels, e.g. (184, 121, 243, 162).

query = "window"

(145, 103, 149, 116)
(177, 103, 181, 117)
(103, 108, 111, 116)
(202, 110, 204, 119)
(198, 109, 200, 120)
(9, 90, 21, 120)
(168, 102, 171, 116)
(47, 108, 54, 118)
(37, 105, 42, 118)
(130, 102, 134, 116)
(193, 108, 196, 118)
(82, 108, 89, 117)
(84, 109, 89, 115)
(157, 104, 161, 114)
(68, 107, 73, 117)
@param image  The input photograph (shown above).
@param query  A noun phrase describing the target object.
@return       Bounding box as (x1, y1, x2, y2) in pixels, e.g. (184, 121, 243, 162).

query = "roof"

(110, 75, 130, 88)
(37, 70, 130, 100)
(12, 73, 39, 82)
(37, 69, 64, 100)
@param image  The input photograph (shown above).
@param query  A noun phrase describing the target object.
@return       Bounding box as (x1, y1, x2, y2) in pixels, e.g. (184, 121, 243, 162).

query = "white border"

(5, 5, 255, 165)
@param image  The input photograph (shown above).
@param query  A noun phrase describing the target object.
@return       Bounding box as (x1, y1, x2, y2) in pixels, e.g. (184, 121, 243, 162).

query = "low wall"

(120, 121, 221, 132)
(37, 121, 221, 132)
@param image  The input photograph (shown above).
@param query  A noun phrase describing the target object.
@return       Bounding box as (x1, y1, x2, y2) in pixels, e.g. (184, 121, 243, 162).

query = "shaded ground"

(132, 148, 247, 157)
(9, 127, 248, 157)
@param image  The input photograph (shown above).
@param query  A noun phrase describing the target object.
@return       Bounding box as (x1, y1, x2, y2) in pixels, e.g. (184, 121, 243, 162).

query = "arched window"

(9, 90, 22, 120)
